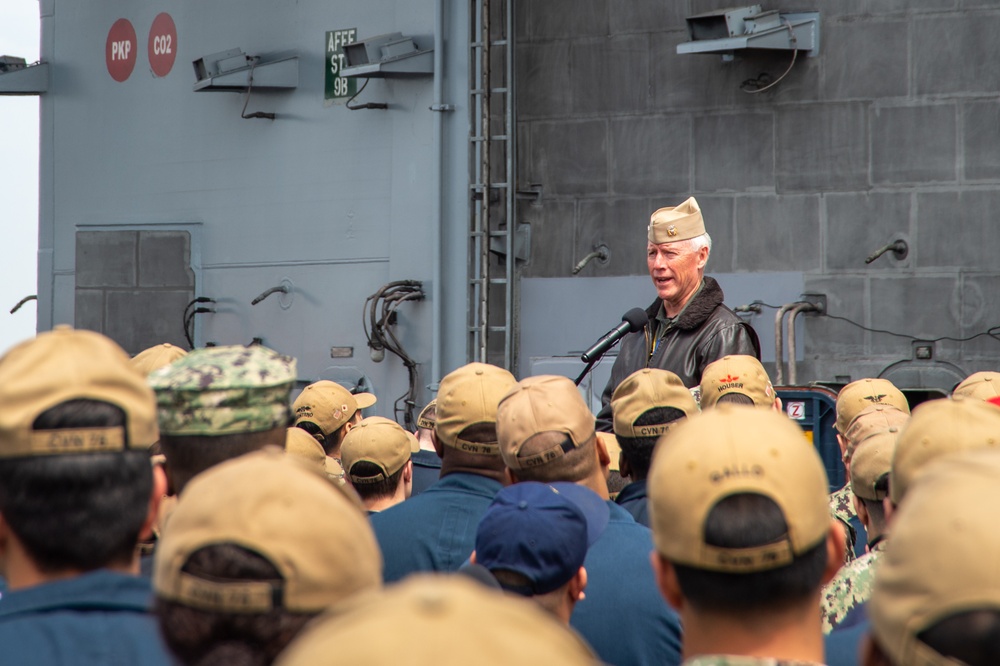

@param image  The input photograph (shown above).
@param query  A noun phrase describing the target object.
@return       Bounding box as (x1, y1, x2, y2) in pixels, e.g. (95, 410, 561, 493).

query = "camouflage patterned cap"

(149, 344, 297, 436)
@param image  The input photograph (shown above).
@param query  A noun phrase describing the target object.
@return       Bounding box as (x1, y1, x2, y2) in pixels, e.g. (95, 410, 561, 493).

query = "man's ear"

(651, 552, 685, 611)
(139, 464, 169, 542)
(619, 452, 633, 480)
(882, 497, 896, 528)
(823, 519, 847, 584)
(594, 434, 611, 468)
(772, 397, 783, 413)
(432, 431, 444, 458)
(695, 245, 710, 271)
(403, 459, 413, 484)
(469, 550, 477, 565)
(569, 566, 588, 602)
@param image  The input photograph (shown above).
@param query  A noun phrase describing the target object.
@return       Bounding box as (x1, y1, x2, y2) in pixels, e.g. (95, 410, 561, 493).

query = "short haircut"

(508, 432, 596, 484)
(349, 460, 405, 501)
(916, 610, 1000, 666)
(686, 232, 713, 256)
(155, 544, 314, 666)
(671, 493, 828, 614)
(616, 407, 687, 479)
(439, 422, 505, 472)
(716, 392, 755, 407)
(0, 399, 152, 573)
(159, 428, 283, 493)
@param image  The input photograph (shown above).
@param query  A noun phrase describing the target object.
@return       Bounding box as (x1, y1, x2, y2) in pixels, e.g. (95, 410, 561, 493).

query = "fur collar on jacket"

(644, 276, 726, 332)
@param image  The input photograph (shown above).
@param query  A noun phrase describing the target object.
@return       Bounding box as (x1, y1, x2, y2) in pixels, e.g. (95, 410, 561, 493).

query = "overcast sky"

(0, 2, 40, 355)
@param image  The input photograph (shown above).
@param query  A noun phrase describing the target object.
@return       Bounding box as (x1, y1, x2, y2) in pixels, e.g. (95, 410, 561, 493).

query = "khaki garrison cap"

(648, 197, 706, 244)
(835, 378, 909, 434)
(0, 326, 159, 457)
(870, 449, 1000, 666)
(149, 344, 296, 436)
(130, 343, 188, 376)
(341, 416, 419, 485)
(889, 396, 1000, 505)
(648, 405, 829, 573)
(841, 404, 909, 463)
(611, 368, 698, 439)
(497, 375, 596, 471)
(952, 371, 1000, 400)
(699, 355, 775, 410)
(850, 430, 897, 501)
(292, 380, 376, 442)
(434, 363, 517, 455)
(285, 426, 327, 472)
(154, 448, 380, 613)
(275, 574, 600, 666)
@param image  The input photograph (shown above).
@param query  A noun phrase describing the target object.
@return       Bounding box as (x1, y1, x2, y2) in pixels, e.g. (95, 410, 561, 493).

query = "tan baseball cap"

(870, 448, 1000, 665)
(154, 448, 381, 613)
(953, 371, 1000, 400)
(130, 343, 188, 376)
(842, 404, 909, 463)
(497, 375, 596, 471)
(434, 363, 517, 454)
(699, 355, 775, 410)
(835, 378, 910, 434)
(648, 405, 829, 572)
(292, 380, 376, 441)
(890, 396, 1000, 505)
(849, 430, 897, 501)
(341, 416, 419, 485)
(611, 368, 698, 439)
(0, 326, 159, 457)
(648, 196, 706, 244)
(285, 426, 327, 472)
(274, 574, 599, 666)
(416, 399, 437, 430)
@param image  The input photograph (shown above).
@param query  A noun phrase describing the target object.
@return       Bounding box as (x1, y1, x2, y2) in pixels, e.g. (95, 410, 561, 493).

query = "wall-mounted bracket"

(192, 49, 298, 92)
(677, 7, 820, 58)
(0, 57, 49, 95)
(340, 33, 433, 78)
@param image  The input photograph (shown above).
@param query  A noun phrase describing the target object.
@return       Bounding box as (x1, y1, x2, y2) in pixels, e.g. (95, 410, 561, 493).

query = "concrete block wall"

(516, 0, 1000, 384)
(75, 231, 194, 354)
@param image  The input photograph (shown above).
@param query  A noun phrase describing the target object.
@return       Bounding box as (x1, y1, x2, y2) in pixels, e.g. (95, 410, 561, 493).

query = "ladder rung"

(470, 88, 510, 95)
(489, 326, 508, 333)
(470, 40, 510, 48)
(470, 135, 510, 142)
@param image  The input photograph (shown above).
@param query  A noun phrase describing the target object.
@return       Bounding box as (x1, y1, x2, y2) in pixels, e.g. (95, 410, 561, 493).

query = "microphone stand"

(574, 353, 605, 386)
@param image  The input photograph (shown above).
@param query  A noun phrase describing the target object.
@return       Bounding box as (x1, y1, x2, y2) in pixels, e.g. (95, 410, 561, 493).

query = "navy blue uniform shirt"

(615, 479, 650, 527)
(0, 569, 172, 665)
(371, 472, 502, 583)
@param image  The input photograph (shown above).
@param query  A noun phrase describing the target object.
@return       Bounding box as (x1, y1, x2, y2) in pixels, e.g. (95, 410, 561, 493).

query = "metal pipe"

(479, 0, 491, 363)
(786, 302, 819, 385)
(774, 302, 797, 385)
(430, 0, 444, 388)
(250, 285, 288, 305)
(572, 244, 609, 274)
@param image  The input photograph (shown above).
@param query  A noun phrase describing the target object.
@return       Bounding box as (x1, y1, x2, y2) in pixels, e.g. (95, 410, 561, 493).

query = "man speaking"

(596, 197, 759, 430)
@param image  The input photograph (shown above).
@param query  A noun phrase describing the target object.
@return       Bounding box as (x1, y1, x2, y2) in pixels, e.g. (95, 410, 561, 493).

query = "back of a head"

(275, 575, 599, 666)
(497, 375, 597, 484)
(433, 363, 517, 469)
(0, 326, 159, 573)
(953, 371, 1000, 401)
(835, 378, 909, 434)
(291, 380, 377, 454)
(890, 396, 1000, 505)
(698, 355, 776, 410)
(842, 404, 909, 464)
(475, 481, 609, 598)
(149, 344, 297, 492)
(611, 369, 697, 479)
(341, 416, 418, 501)
(154, 448, 382, 665)
(870, 449, 1000, 666)
(648, 405, 832, 614)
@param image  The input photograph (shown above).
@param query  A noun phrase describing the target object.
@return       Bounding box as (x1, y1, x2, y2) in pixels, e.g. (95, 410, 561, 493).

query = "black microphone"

(581, 308, 649, 364)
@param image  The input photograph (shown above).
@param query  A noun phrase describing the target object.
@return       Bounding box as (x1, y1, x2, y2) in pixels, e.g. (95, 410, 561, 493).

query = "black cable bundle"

(362, 281, 425, 429)
(182, 297, 215, 349)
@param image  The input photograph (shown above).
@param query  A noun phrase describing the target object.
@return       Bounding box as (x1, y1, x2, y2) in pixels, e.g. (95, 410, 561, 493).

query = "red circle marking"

(147, 13, 177, 78)
(105, 18, 137, 82)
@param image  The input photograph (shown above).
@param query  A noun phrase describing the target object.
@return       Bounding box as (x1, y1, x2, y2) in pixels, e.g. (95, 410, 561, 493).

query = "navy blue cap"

(475, 481, 610, 596)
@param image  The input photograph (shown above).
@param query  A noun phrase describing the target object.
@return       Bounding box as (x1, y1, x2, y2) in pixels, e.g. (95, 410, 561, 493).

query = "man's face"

(647, 240, 709, 312)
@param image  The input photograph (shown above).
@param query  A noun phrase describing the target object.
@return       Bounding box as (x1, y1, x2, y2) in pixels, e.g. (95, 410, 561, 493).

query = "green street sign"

(325, 28, 358, 102)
